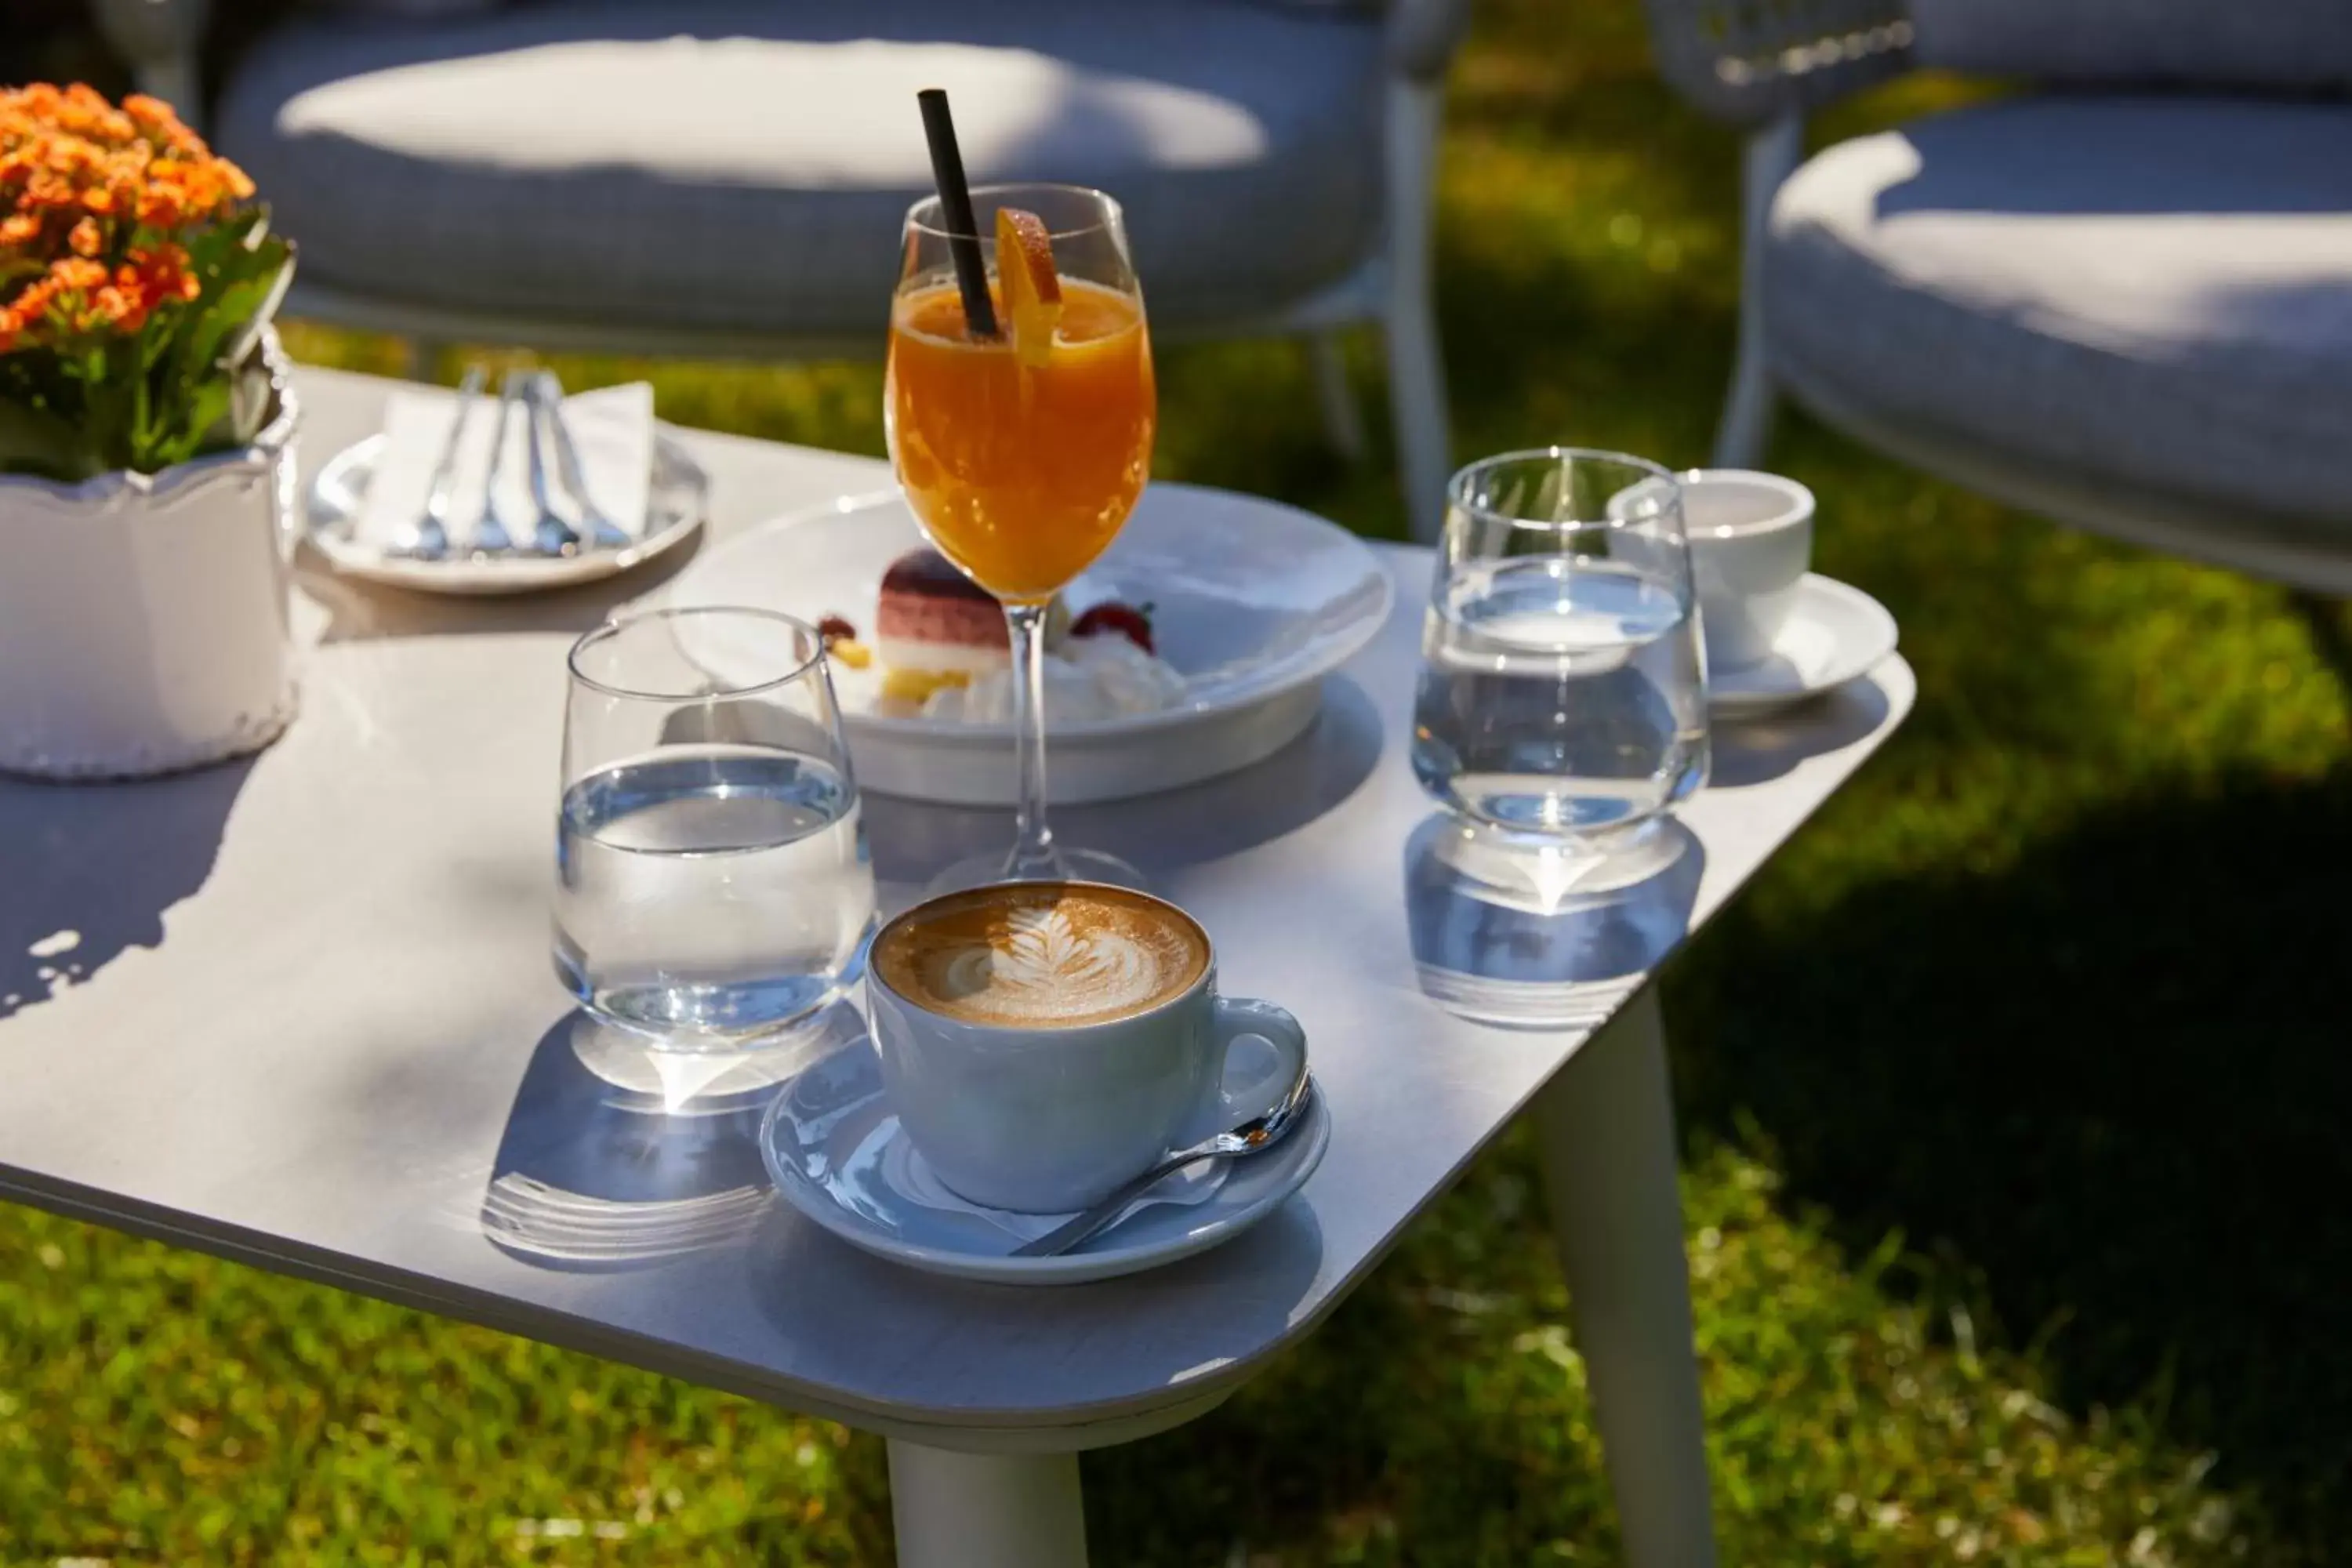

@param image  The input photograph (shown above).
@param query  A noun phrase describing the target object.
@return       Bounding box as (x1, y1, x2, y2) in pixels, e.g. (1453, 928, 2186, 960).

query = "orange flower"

(0, 82, 265, 353)
(53, 256, 108, 292)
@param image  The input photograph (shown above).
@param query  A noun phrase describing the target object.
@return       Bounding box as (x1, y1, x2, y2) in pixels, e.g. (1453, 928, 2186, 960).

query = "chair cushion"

(1764, 96, 2352, 530)
(1910, 0, 2352, 90)
(217, 0, 1385, 337)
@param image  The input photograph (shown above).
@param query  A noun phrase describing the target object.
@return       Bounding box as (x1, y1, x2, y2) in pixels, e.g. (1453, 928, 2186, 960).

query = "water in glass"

(554, 745, 871, 1040)
(1414, 554, 1706, 830)
(554, 606, 873, 1051)
(1410, 448, 1708, 841)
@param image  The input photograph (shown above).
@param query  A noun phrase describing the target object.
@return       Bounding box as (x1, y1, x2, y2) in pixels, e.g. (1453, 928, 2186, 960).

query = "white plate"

(304, 431, 708, 596)
(1708, 573, 1899, 715)
(662, 483, 1393, 805)
(758, 1039, 1329, 1287)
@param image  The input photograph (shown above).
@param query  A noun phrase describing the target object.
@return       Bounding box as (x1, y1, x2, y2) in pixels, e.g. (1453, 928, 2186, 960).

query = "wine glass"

(884, 182, 1156, 889)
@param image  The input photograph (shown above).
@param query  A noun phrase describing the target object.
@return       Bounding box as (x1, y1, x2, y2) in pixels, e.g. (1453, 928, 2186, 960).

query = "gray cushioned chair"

(93, 0, 1467, 528)
(1643, 0, 2352, 591)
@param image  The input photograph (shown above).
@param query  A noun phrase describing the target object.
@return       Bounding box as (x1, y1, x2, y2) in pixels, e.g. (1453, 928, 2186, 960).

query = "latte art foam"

(876, 884, 1209, 1028)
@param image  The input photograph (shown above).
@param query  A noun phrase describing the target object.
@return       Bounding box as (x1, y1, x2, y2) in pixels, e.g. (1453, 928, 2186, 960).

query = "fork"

(534, 371, 634, 551)
(519, 374, 583, 557)
(469, 373, 526, 557)
(394, 365, 482, 559)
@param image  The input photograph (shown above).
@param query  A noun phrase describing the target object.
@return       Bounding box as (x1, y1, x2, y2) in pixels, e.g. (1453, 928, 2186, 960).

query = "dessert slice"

(874, 547, 1007, 704)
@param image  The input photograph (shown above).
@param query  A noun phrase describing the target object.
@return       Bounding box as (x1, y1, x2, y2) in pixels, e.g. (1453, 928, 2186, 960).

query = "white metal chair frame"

(1643, 0, 2352, 595)
(92, 0, 1465, 538)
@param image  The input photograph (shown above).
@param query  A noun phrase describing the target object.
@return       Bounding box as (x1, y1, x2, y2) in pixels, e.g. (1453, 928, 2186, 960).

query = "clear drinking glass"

(554, 607, 877, 1051)
(1410, 448, 1709, 860)
(884, 182, 1156, 889)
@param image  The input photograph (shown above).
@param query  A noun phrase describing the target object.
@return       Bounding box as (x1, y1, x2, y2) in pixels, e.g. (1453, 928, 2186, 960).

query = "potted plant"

(0, 82, 297, 779)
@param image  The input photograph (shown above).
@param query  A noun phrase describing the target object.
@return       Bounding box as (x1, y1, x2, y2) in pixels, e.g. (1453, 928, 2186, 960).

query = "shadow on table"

(0, 758, 256, 1024)
(862, 673, 1385, 891)
(1707, 674, 1891, 789)
(1670, 768, 2352, 1550)
(1405, 814, 1703, 1030)
(478, 1004, 862, 1273)
(295, 530, 710, 648)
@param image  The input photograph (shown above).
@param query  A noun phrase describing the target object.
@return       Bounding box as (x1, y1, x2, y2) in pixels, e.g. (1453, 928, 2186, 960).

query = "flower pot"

(0, 337, 300, 779)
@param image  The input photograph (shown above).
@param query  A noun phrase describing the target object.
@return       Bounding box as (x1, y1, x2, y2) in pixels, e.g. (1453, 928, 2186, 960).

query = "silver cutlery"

(520, 374, 583, 557)
(469, 374, 526, 557)
(1008, 1067, 1318, 1259)
(535, 371, 634, 551)
(394, 364, 482, 560)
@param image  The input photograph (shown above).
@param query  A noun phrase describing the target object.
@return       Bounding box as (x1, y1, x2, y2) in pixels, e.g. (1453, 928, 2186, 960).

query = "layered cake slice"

(873, 548, 1011, 706)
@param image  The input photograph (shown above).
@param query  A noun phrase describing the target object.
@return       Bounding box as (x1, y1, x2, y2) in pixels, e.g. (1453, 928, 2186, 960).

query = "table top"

(0, 366, 1913, 1447)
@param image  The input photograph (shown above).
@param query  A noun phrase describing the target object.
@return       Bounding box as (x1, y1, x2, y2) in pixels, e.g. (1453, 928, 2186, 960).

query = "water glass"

(1411, 448, 1709, 849)
(554, 607, 876, 1051)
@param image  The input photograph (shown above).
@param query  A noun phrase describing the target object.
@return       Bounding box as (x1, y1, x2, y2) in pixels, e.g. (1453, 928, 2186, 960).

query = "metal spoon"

(535, 371, 634, 551)
(469, 374, 525, 557)
(1008, 1067, 1317, 1259)
(394, 364, 482, 560)
(519, 374, 582, 557)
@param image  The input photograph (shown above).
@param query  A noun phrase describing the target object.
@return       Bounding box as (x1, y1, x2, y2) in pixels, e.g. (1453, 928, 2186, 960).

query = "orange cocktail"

(885, 277, 1156, 603)
(887, 176, 1153, 889)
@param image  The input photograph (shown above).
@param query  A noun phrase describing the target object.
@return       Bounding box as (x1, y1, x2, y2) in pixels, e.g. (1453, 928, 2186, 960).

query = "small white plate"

(1708, 573, 1898, 715)
(304, 430, 708, 596)
(758, 1040, 1329, 1287)
(662, 484, 1392, 805)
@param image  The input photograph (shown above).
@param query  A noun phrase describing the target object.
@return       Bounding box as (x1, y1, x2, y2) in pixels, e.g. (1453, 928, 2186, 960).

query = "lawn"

(6, 2, 2350, 1563)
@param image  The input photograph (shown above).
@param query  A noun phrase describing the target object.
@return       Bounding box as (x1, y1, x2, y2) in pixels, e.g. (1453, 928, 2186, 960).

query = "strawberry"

(1069, 601, 1155, 655)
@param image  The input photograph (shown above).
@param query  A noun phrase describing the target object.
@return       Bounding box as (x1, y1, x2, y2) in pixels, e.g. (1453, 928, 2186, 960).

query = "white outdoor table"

(0, 366, 1912, 1567)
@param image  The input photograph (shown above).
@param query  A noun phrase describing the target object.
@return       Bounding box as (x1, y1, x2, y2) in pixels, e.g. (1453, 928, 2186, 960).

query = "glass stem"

(1003, 601, 1061, 880)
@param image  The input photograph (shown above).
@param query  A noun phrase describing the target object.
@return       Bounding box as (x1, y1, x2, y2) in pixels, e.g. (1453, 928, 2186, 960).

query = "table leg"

(886, 1440, 1088, 1568)
(1532, 987, 1718, 1568)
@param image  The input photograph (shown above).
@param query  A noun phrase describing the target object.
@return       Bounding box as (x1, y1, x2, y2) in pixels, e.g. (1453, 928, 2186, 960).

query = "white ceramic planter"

(0, 339, 299, 779)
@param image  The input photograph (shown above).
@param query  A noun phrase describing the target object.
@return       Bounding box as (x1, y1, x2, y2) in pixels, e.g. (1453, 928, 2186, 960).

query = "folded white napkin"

(355, 380, 655, 553)
(880, 1127, 1227, 1246)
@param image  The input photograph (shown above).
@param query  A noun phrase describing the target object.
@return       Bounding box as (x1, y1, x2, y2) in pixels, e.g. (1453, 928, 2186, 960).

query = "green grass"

(9, 2, 2352, 1562)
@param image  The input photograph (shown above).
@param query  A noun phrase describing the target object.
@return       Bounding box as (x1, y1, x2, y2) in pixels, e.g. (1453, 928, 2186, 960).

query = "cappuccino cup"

(866, 881, 1308, 1214)
(1675, 469, 1815, 670)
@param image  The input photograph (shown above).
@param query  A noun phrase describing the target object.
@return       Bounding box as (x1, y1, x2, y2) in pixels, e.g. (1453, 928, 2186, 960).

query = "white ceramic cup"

(866, 884, 1309, 1214)
(1675, 470, 1815, 671)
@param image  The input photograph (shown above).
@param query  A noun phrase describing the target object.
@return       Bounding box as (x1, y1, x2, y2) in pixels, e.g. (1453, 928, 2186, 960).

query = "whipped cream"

(921, 633, 1186, 724)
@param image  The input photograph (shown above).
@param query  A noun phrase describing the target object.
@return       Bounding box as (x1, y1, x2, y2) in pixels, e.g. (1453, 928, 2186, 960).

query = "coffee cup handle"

(1209, 997, 1308, 1127)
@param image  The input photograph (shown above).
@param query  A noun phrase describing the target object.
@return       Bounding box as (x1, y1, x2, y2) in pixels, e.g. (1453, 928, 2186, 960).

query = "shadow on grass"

(1668, 764, 2352, 1553)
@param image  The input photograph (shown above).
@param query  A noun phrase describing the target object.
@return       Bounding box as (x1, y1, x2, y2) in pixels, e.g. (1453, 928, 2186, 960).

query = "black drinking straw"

(916, 88, 999, 339)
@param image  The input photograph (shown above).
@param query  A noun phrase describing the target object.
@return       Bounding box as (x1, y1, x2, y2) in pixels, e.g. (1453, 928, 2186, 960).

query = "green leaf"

(0, 396, 103, 481)
(1, 206, 296, 475)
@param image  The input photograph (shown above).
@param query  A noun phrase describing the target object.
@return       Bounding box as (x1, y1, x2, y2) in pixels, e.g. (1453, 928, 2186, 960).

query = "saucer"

(305, 429, 707, 597)
(758, 1042, 1329, 1286)
(1707, 573, 1898, 715)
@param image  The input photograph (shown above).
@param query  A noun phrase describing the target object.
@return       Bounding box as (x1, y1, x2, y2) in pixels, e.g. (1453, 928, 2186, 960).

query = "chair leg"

(2289, 592, 2352, 695)
(1383, 78, 1454, 543)
(1308, 332, 1369, 462)
(1711, 111, 1805, 471)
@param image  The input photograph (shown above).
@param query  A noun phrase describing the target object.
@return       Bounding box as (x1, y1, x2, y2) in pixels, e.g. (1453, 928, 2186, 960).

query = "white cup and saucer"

(758, 880, 1327, 1285)
(1671, 470, 1899, 714)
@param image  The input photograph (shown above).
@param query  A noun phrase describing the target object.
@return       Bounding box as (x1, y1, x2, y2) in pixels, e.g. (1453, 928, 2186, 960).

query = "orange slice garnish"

(995, 206, 1062, 368)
